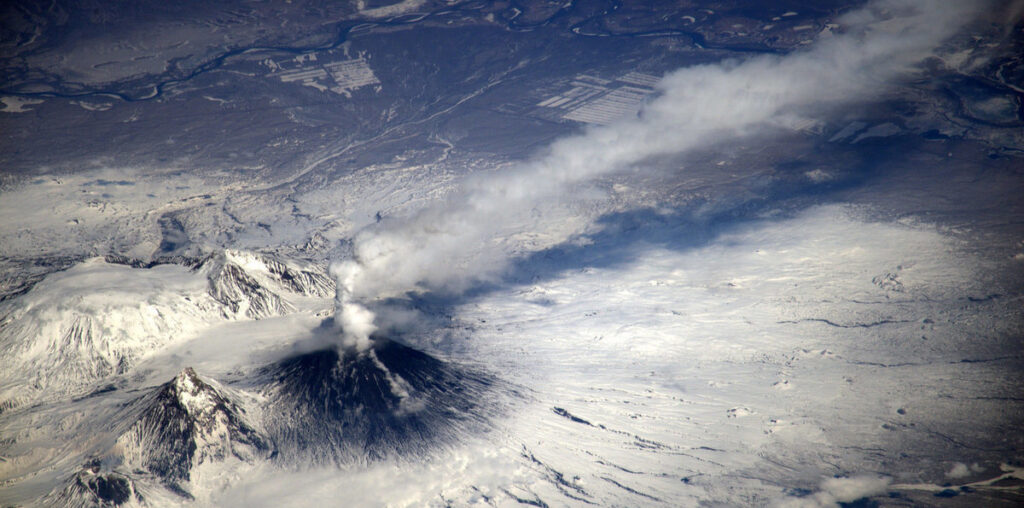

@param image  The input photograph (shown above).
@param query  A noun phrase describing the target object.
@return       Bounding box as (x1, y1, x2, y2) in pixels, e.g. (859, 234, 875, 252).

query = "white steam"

(330, 0, 992, 346)
(329, 260, 376, 351)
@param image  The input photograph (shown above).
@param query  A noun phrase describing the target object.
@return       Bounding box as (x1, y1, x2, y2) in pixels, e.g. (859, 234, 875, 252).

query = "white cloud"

(947, 462, 971, 479)
(946, 462, 985, 479)
(780, 475, 891, 507)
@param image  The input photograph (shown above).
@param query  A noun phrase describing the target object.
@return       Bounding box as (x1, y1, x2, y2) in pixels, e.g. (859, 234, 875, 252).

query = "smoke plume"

(330, 0, 995, 348)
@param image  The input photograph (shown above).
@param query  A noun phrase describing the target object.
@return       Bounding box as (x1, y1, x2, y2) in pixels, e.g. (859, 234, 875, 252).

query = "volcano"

(259, 338, 496, 466)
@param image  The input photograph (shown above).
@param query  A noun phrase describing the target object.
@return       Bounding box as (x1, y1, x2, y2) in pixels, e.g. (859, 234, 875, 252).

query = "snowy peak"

(0, 259, 221, 407)
(164, 367, 232, 423)
(206, 260, 292, 318)
(201, 249, 334, 319)
(0, 250, 334, 408)
(116, 367, 269, 490)
(45, 313, 129, 383)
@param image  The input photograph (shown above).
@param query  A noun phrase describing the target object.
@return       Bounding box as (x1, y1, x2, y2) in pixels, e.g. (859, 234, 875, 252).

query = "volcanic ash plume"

(329, 260, 376, 352)
(328, 0, 997, 350)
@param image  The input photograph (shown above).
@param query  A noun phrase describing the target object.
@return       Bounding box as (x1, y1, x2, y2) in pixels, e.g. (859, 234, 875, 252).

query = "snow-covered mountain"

(1, 0, 1023, 504)
(0, 250, 334, 410)
(19, 340, 499, 506)
(0, 250, 511, 505)
(202, 250, 334, 319)
(37, 366, 267, 507)
(114, 367, 270, 495)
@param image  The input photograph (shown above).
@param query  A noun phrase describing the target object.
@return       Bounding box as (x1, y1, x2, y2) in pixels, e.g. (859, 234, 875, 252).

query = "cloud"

(330, 0, 995, 344)
(946, 462, 984, 479)
(779, 475, 892, 507)
(947, 462, 971, 479)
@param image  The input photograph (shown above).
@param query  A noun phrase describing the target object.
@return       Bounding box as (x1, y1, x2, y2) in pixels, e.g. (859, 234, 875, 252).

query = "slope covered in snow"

(448, 205, 1023, 507)
(114, 367, 270, 495)
(202, 250, 335, 319)
(0, 250, 334, 409)
(0, 259, 220, 410)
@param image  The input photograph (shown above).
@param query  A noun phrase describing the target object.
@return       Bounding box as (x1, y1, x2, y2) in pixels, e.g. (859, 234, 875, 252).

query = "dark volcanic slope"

(46, 460, 143, 508)
(260, 339, 497, 465)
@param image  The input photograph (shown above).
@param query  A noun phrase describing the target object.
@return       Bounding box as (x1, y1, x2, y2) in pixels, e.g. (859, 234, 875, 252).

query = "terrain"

(1, 0, 1023, 506)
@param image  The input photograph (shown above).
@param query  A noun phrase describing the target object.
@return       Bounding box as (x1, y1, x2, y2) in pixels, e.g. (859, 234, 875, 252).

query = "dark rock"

(259, 338, 496, 465)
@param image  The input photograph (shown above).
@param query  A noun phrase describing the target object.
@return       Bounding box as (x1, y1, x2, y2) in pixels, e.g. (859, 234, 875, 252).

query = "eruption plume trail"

(331, 261, 377, 351)
(330, 0, 996, 347)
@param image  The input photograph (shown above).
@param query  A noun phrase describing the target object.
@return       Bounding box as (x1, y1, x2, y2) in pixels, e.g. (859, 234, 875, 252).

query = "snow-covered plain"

(342, 204, 1019, 506)
(135, 204, 1013, 507)
(4, 203, 1017, 506)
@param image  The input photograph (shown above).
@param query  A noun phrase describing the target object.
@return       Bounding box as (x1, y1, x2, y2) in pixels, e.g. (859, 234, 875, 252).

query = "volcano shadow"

(384, 187, 840, 319)
(492, 141, 900, 290)
(369, 139, 907, 341)
(258, 338, 497, 466)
